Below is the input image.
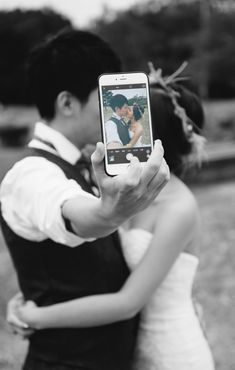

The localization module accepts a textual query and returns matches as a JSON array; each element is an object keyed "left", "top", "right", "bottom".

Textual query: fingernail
[
  {"left": 154, "top": 139, "right": 162, "bottom": 146},
  {"left": 95, "top": 144, "right": 100, "bottom": 155},
  {"left": 97, "top": 142, "right": 103, "bottom": 153},
  {"left": 131, "top": 156, "right": 139, "bottom": 163}
]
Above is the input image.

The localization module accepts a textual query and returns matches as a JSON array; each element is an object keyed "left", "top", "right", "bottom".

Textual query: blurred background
[{"left": 0, "top": 0, "right": 234, "bottom": 369}]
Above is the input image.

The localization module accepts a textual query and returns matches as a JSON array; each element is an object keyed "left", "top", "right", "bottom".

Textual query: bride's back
[
  {"left": 125, "top": 173, "right": 200, "bottom": 256},
  {"left": 120, "top": 81, "right": 214, "bottom": 370}
]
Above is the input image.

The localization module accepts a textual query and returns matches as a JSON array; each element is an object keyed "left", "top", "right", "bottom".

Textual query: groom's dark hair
[
  {"left": 110, "top": 94, "right": 128, "bottom": 112},
  {"left": 27, "top": 28, "right": 122, "bottom": 120}
]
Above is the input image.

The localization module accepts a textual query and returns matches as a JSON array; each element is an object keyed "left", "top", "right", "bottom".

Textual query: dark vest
[
  {"left": 0, "top": 148, "right": 139, "bottom": 370},
  {"left": 110, "top": 117, "right": 130, "bottom": 145}
]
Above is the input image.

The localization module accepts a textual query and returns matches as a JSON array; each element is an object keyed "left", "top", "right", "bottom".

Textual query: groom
[
  {"left": 0, "top": 29, "right": 169, "bottom": 370},
  {"left": 105, "top": 94, "right": 131, "bottom": 148}
]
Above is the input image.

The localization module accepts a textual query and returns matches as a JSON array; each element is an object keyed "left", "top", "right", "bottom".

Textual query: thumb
[
  {"left": 25, "top": 300, "right": 37, "bottom": 308},
  {"left": 91, "top": 142, "right": 106, "bottom": 182}
]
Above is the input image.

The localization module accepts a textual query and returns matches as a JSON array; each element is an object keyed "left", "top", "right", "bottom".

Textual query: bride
[
  {"left": 8, "top": 73, "right": 215, "bottom": 370},
  {"left": 127, "top": 103, "right": 144, "bottom": 147}
]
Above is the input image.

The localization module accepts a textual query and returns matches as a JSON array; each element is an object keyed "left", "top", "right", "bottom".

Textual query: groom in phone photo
[{"left": 105, "top": 94, "right": 131, "bottom": 149}]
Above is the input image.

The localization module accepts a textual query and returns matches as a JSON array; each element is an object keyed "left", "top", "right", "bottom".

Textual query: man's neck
[
  {"left": 29, "top": 121, "right": 82, "bottom": 165},
  {"left": 113, "top": 112, "right": 123, "bottom": 120},
  {"left": 45, "top": 117, "right": 85, "bottom": 150}
]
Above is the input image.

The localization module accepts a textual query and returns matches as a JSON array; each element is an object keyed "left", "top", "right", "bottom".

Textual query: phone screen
[{"left": 101, "top": 82, "right": 152, "bottom": 165}]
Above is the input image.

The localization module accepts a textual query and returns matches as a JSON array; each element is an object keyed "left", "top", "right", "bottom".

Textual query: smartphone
[{"left": 98, "top": 72, "right": 154, "bottom": 176}]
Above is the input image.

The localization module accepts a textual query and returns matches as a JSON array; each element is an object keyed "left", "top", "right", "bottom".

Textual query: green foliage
[
  {"left": 128, "top": 95, "right": 147, "bottom": 106},
  {"left": 102, "top": 90, "right": 113, "bottom": 107}
]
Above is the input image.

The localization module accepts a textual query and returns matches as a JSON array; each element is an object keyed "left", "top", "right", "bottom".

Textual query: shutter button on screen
[{"left": 126, "top": 153, "right": 133, "bottom": 161}]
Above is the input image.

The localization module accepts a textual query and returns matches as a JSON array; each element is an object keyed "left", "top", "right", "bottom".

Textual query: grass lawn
[
  {"left": 0, "top": 148, "right": 234, "bottom": 370},
  {"left": 203, "top": 99, "right": 235, "bottom": 143},
  {"left": 192, "top": 180, "right": 235, "bottom": 370}
]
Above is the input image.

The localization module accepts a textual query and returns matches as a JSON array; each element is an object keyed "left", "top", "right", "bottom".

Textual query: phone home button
[{"left": 126, "top": 153, "right": 133, "bottom": 161}]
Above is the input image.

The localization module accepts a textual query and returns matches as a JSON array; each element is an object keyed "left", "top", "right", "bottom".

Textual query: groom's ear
[{"left": 55, "top": 91, "right": 81, "bottom": 117}]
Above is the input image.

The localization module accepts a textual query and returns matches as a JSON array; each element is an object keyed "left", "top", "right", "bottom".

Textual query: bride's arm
[
  {"left": 125, "top": 121, "right": 143, "bottom": 148},
  {"left": 17, "top": 197, "right": 198, "bottom": 330}
]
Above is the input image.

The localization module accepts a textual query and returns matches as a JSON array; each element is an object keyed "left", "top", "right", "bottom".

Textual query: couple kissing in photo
[{"left": 105, "top": 94, "right": 144, "bottom": 149}]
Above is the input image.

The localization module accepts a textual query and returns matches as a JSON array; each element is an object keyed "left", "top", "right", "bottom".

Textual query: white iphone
[{"left": 98, "top": 72, "right": 154, "bottom": 176}]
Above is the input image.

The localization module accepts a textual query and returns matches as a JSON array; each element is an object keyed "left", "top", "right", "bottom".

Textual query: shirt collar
[
  {"left": 28, "top": 121, "right": 81, "bottom": 165},
  {"left": 112, "top": 112, "right": 122, "bottom": 120}
]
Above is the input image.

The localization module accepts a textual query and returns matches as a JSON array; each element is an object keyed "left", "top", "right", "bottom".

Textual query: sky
[
  {"left": 0, "top": 0, "right": 146, "bottom": 27},
  {"left": 110, "top": 88, "right": 147, "bottom": 100}
]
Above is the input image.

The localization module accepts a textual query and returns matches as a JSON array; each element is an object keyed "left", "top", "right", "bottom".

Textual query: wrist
[
  {"left": 24, "top": 307, "right": 42, "bottom": 330},
  {"left": 34, "top": 307, "right": 51, "bottom": 330},
  {"left": 98, "top": 197, "right": 123, "bottom": 231}
]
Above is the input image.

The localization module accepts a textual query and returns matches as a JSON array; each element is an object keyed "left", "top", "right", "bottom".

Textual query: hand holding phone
[
  {"left": 91, "top": 140, "right": 169, "bottom": 225},
  {"left": 98, "top": 72, "right": 154, "bottom": 176}
]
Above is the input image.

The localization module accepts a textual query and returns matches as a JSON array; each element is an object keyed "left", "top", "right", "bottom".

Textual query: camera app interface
[{"left": 101, "top": 83, "right": 152, "bottom": 164}]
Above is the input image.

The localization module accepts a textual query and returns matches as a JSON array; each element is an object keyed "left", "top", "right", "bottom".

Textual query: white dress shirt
[
  {"left": 0, "top": 122, "right": 97, "bottom": 247},
  {"left": 105, "top": 113, "right": 125, "bottom": 146}
]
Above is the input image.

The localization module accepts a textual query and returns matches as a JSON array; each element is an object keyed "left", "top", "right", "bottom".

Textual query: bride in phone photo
[{"left": 126, "top": 103, "right": 144, "bottom": 148}]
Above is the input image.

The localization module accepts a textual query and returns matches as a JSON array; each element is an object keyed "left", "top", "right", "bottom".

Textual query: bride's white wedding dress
[
  {"left": 119, "top": 228, "right": 215, "bottom": 370},
  {"left": 128, "top": 129, "right": 143, "bottom": 147}
]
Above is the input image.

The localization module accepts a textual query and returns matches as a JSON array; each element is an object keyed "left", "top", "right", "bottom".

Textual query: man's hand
[
  {"left": 6, "top": 292, "right": 34, "bottom": 339},
  {"left": 91, "top": 139, "right": 169, "bottom": 226},
  {"left": 63, "top": 139, "right": 169, "bottom": 239}
]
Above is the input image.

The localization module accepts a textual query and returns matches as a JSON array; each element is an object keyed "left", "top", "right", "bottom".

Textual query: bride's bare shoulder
[
  {"left": 129, "top": 175, "right": 198, "bottom": 233},
  {"left": 150, "top": 175, "right": 200, "bottom": 237},
  {"left": 155, "top": 174, "right": 198, "bottom": 212}
]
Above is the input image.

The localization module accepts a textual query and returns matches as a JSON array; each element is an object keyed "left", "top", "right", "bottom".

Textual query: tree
[
  {"left": 0, "top": 8, "right": 71, "bottom": 105},
  {"left": 93, "top": 0, "right": 235, "bottom": 99},
  {"left": 103, "top": 90, "right": 113, "bottom": 108}
]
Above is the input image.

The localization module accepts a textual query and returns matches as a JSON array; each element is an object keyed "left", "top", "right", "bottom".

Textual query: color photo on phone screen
[{"left": 101, "top": 83, "right": 152, "bottom": 164}]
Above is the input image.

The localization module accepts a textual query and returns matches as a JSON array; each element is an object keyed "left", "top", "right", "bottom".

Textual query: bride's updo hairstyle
[
  {"left": 148, "top": 62, "right": 205, "bottom": 177},
  {"left": 150, "top": 84, "right": 204, "bottom": 176},
  {"left": 133, "top": 103, "right": 144, "bottom": 121}
]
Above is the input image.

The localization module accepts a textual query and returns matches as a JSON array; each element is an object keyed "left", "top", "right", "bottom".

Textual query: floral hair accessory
[{"left": 148, "top": 61, "right": 207, "bottom": 168}]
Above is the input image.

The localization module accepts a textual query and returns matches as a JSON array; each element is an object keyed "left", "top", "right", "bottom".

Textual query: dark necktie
[
  {"left": 121, "top": 118, "right": 128, "bottom": 127},
  {"left": 34, "top": 135, "right": 99, "bottom": 196},
  {"left": 75, "top": 155, "right": 99, "bottom": 197}
]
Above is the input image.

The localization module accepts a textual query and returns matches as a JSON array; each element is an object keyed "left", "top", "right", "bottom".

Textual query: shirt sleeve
[
  {"left": 105, "top": 120, "right": 123, "bottom": 145},
  {"left": 0, "top": 156, "right": 97, "bottom": 247}
]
